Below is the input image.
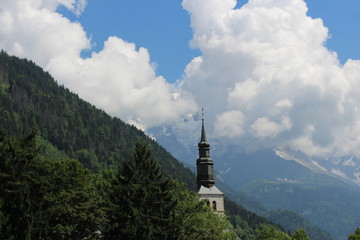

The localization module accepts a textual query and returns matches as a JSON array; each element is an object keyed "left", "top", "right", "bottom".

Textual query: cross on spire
[{"left": 202, "top": 107, "right": 204, "bottom": 122}]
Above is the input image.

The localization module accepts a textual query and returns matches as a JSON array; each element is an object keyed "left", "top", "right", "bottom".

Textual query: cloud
[
  {"left": 250, "top": 115, "right": 292, "bottom": 139},
  {"left": 0, "top": 0, "right": 90, "bottom": 67},
  {"left": 215, "top": 110, "right": 245, "bottom": 137},
  {"left": 3, "top": 0, "right": 360, "bottom": 166},
  {"left": 181, "top": 0, "right": 360, "bottom": 161},
  {"left": 0, "top": 0, "right": 197, "bottom": 129},
  {"left": 47, "top": 36, "right": 197, "bottom": 128}
]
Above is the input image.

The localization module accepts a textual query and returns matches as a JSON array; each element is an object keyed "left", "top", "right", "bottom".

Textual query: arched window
[
  {"left": 206, "top": 200, "right": 210, "bottom": 206},
  {"left": 212, "top": 200, "right": 217, "bottom": 210}
]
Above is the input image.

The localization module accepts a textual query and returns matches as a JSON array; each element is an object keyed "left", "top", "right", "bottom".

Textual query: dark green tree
[
  {"left": 104, "top": 142, "right": 236, "bottom": 240},
  {"left": 104, "top": 142, "right": 178, "bottom": 240},
  {"left": 75, "top": 148, "right": 100, "bottom": 171},
  {"left": 349, "top": 228, "right": 360, "bottom": 240},
  {"left": 256, "top": 225, "right": 291, "bottom": 240},
  {"left": 0, "top": 131, "right": 106, "bottom": 239},
  {"left": 171, "top": 180, "right": 236, "bottom": 240},
  {"left": 38, "top": 158, "right": 106, "bottom": 240},
  {"left": 0, "top": 131, "right": 40, "bottom": 240},
  {"left": 292, "top": 229, "right": 310, "bottom": 240}
]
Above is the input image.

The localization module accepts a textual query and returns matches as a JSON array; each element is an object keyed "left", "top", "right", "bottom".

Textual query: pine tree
[
  {"left": 104, "top": 142, "right": 178, "bottom": 240},
  {"left": 38, "top": 159, "right": 106, "bottom": 240},
  {"left": 0, "top": 131, "right": 106, "bottom": 239},
  {"left": 0, "top": 131, "right": 39, "bottom": 240}
]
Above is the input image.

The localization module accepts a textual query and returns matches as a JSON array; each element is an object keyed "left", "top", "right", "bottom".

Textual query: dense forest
[
  {"left": 0, "top": 50, "right": 195, "bottom": 188},
  {"left": 0, "top": 51, "right": 358, "bottom": 239},
  {"left": 0, "top": 132, "right": 238, "bottom": 239}
]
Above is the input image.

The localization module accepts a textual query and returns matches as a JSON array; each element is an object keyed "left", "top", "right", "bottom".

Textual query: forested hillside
[
  {"left": 241, "top": 179, "right": 360, "bottom": 240},
  {"left": 0, "top": 51, "right": 303, "bottom": 239},
  {"left": 0, "top": 50, "right": 195, "bottom": 187},
  {"left": 265, "top": 210, "right": 333, "bottom": 240},
  {"left": 0, "top": 131, "right": 240, "bottom": 239}
]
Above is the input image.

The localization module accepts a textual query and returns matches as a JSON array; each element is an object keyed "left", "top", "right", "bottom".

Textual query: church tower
[{"left": 196, "top": 110, "right": 224, "bottom": 214}]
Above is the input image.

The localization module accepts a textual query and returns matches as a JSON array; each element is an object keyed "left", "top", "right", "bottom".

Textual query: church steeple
[
  {"left": 195, "top": 109, "right": 224, "bottom": 215},
  {"left": 196, "top": 109, "right": 215, "bottom": 189}
]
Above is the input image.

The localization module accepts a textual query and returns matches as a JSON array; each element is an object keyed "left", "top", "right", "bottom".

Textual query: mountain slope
[
  {"left": 0, "top": 51, "right": 196, "bottom": 188},
  {"left": 265, "top": 210, "right": 334, "bottom": 240},
  {"left": 241, "top": 179, "right": 360, "bottom": 240},
  {"left": 152, "top": 111, "right": 359, "bottom": 240}
]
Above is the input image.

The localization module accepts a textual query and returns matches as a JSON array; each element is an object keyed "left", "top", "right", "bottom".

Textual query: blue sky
[
  {"left": 58, "top": 0, "right": 199, "bottom": 82},
  {"left": 58, "top": 0, "right": 360, "bottom": 83},
  {"left": 306, "top": 0, "right": 360, "bottom": 63}
]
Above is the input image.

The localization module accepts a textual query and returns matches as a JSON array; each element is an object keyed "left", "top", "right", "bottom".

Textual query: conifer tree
[
  {"left": 104, "top": 142, "right": 178, "bottom": 240},
  {"left": 0, "top": 131, "right": 106, "bottom": 239},
  {"left": 38, "top": 159, "right": 106, "bottom": 240},
  {"left": 0, "top": 131, "right": 39, "bottom": 240}
]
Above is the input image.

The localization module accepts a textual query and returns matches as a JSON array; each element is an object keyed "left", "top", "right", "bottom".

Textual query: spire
[
  {"left": 196, "top": 108, "right": 215, "bottom": 189},
  {"left": 200, "top": 108, "right": 207, "bottom": 143}
]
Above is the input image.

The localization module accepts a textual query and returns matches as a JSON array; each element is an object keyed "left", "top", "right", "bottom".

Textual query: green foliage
[
  {"left": 254, "top": 224, "right": 311, "bottom": 240},
  {"left": 35, "top": 135, "right": 69, "bottom": 161},
  {"left": 292, "top": 229, "right": 310, "bottom": 240},
  {"left": 104, "top": 142, "right": 178, "bottom": 239},
  {"left": 0, "top": 130, "right": 40, "bottom": 239},
  {"left": 225, "top": 197, "right": 282, "bottom": 240},
  {"left": 0, "top": 131, "right": 106, "bottom": 239},
  {"left": 75, "top": 148, "right": 100, "bottom": 171},
  {"left": 348, "top": 228, "right": 360, "bottom": 240},
  {"left": 104, "top": 142, "right": 237, "bottom": 240},
  {"left": 0, "top": 51, "right": 196, "bottom": 190},
  {"left": 242, "top": 179, "right": 359, "bottom": 240},
  {"left": 256, "top": 225, "right": 291, "bottom": 240},
  {"left": 0, "top": 51, "right": 308, "bottom": 240},
  {"left": 171, "top": 181, "right": 237, "bottom": 240},
  {"left": 265, "top": 209, "right": 333, "bottom": 240},
  {"left": 0, "top": 130, "right": 285, "bottom": 240},
  {"left": 39, "top": 158, "right": 107, "bottom": 239}
]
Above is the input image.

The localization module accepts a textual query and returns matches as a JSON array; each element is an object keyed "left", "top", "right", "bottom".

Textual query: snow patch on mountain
[
  {"left": 274, "top": 148, "right": 360, "bottom": 187},
  {"left": 354, "top": 172, "right": 360, "bottom": 185},
  {"left": 343, "top": 157, "right": 356, "bottom": 167},
  {"left": 331, "top": 169, "right": 349, "bottom": 180}
]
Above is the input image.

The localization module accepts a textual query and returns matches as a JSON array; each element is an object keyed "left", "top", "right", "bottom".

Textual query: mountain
[
  {"left": 0, "top": 50, "right": 196, "bottom": 188},
  {"left": 218, "top": 148, "right": 360, "bottom": 240},
  {"left": 151, "top": 121, "right": 360, "bottom": 187},
  {"left": 241, "top": 179, "right": 360, "bottom": 240},
  {"left": 152, "top": 117, "right": 360, "bottom": 240},
  {"left": 264, "top": 210, "right": 334, "bottom": 240},
  {"left": 0, "top": 51, "right": 295, "bottom": 239},
  {"left": 219, "top": 179, "right": 335, "bottom": 240}
]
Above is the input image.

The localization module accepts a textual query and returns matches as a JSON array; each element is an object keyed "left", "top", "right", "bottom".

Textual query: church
[{"left": 196, "top": 113, "right": 224, "bottom": 215}]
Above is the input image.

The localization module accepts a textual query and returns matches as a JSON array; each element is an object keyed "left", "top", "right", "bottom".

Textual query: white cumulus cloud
[
  {"left": 0, "top": 0, "right": 197, "bottom": 129},
  {"left": 251, "top": 115, "right": 292, "bottom": 138},
  {"left": 180, "top": 0, "right": 360, "bottom": 162},
  {"left": 215, "top": 110, "right": 245, "bottom": 137}
]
